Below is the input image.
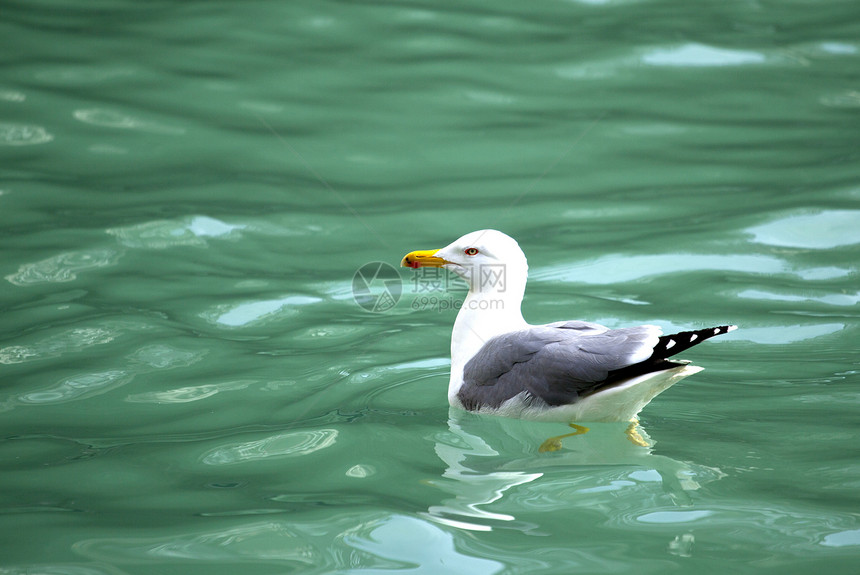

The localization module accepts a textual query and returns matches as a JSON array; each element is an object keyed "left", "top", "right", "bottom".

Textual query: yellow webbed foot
[
  {"left": 625, "top": 419, "right": 651, "bottom": 448},
  {"left": 539, "top": 423, "right": 590, "bottom": 453}
]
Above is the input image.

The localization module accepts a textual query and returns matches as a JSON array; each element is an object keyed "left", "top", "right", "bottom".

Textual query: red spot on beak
[{"left": 410, "top": 261, "right": 420, "bottom": 268}]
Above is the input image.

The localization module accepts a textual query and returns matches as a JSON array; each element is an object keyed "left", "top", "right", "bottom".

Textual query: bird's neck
[{"left": 448, "top": 283, "right": 528, "bottom": 403}]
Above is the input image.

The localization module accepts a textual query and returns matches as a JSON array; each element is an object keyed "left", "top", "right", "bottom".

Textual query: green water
[{"left": 2, "top": 0, "right": 859, "bottom": 573}]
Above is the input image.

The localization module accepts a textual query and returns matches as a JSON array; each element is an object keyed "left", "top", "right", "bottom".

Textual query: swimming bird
[{"left": 401, "top": 230, "right": 735, "bottom": 424}]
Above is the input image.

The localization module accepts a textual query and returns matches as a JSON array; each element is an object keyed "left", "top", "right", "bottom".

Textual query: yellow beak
[{"left": 401, "top": 249, "right": 449, "bottom": 269}]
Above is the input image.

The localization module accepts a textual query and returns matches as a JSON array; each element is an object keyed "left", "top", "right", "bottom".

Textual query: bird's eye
[{"left": 464, "top": 248, "right": 479, "bottom": 256}]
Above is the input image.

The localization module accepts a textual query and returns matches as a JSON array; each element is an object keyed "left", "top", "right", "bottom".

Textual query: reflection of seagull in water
[
  {"left": 424, "top": 414, "right": 726, "bottom": 532},
  {"left": 402, "top": 230, "right": 735, "bottom": 446}
]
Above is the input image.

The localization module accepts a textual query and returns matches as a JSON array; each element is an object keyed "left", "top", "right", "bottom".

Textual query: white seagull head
[{"left": 401, "top": 229, "right": 528, "bottom": 295}]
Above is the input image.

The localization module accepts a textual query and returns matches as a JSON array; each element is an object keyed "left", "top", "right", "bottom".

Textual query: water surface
[{"left": 2, "top": 1, "right": 859, "bottom": 573}]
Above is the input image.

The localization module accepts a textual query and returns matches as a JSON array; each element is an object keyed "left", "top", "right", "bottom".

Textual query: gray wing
[{"left": 458, "top": 324, "right": 662, "bottom": 410}]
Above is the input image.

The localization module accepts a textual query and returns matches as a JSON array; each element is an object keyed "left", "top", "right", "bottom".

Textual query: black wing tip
[{"left": 653, "top": 324, "right": 737, "bottom": 360}]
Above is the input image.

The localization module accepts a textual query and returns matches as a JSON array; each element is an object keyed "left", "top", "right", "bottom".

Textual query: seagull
[{"left": 401, "top": 229, "right": 735, "bottom": 424}]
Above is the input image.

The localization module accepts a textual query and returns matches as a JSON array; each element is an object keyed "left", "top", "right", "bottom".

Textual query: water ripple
[
  {"left": 821, "top": 529, "right": 860, "bottom": 547},
  {"left": 637, "top": 509, "right": 715, "bottom": 524},
  {"left": 345, "top": 464, "right": 376, "bottom": 478},
  {"left": 0, "top": 90, "right": 26, "bottom": 102},
  {"left": 73, "top": 521, "right": 315, "bottom": 564},
  {"left": 820, "top": 90, "right": 860, "bottom": 108},
  {"left": 0, "top": 327, "right": 118, "bottom": 365},
  {"left": 746, "top": 210, "right": 860, "bottom": 249},
  {"left": 201, "top": 429, "right": 339, "bottom": 465},
  {"left": 126, "top": 380, "right": 253, "bottom": 404},
  {"left": 819, "top": 42, "right": 858, "bottom": 55},
  {"left": 532, "top": 253, "right": 787, "bottom": 285},
  {"left": 128, "top": 344, "right": 204, "bottom": 370},
  {"left": 0, "top": 563, "right": 131, "bottom": 575},
  {"left": 6, "top": 249, "right": 122, "bottom": 286},
  {"left": 642, "top": 43, "right": 767, "bottom": 66},
  {"left": 726, "top": 323, "right": 844, "bottom": 345},
  {"left": 18, "top": 370, "right": 134, "bottom": 404},
  {"left": 342, "top": 514, "right": 506, "bottom": 573},
  {"left": 203, "top": 295, "right": 322, "bottom": 328},
  {"left": 0, "top": 123, "right": 53, "bottom": 145},
  {"left": 738, "top": 289, "right": 860, "bottom": 307},
  {"left": 73, "top": 108, "right": 185, "bottom": 135},
  {"left": 107, "top": 216, "right": 245, "bottom": 249}
]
